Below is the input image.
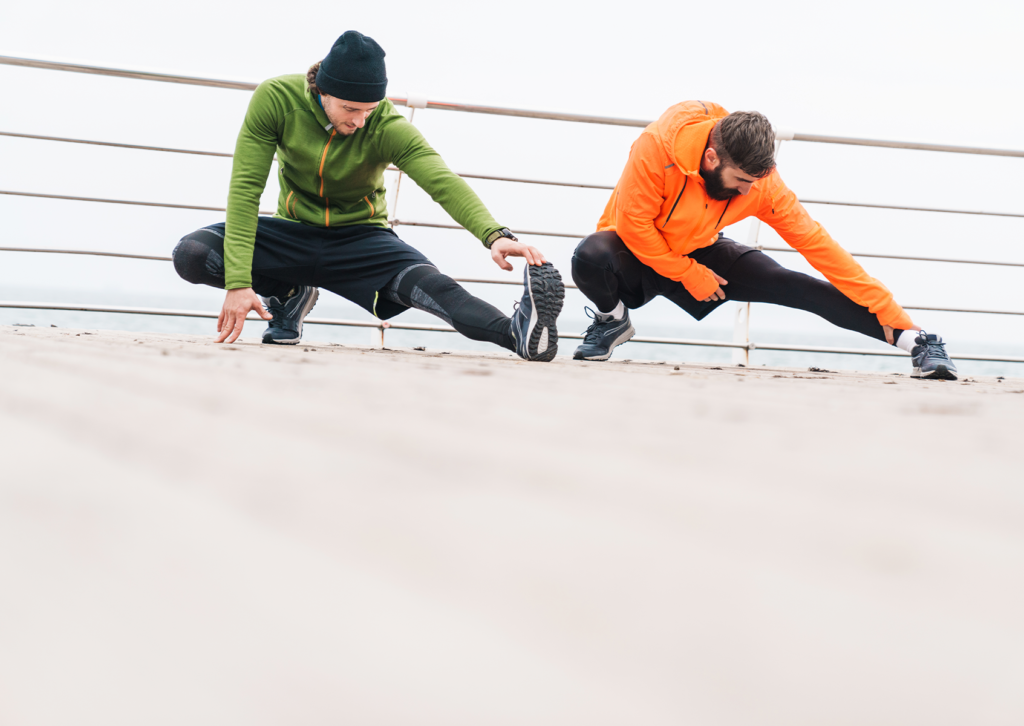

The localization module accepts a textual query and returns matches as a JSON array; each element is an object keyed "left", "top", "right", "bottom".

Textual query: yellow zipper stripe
[
  {"left": 318, "top": 129, "right": 336, "bottom": 197},
  {"left": 285, "top": 191, "right": 294, "bottom": 218},
  {"left": 363, "top": 195, "right": 375, "bottom": 218},
  {"left": 318, "top": 129, "right": 336, "bottom": 227}
]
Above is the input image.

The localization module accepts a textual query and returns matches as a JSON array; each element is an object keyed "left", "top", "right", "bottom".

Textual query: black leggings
[
  {"left": 380, "top": 264, "right": 514, "bottom": 350},
  {"left": 571, "top": 231, "right": 901, "bottom": 345},
  {"left": 172, "top": 231, "right": 514, "bottom": 351}
]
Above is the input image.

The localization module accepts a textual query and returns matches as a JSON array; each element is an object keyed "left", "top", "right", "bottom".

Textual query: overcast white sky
[{"left": 1, "top": 0, "right": 1022, "bottom": 369}]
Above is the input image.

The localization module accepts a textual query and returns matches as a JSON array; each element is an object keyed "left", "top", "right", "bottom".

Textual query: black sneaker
[
  {"left": 260, "top": 286, "right": 319, "bottom": 345},
  {"left": 510, "top": 262, "right": 564, "bottom": 362},
  {"left": 573, "top": 306, "right": 635, "bottom": 361},
  {"left": 910, "top": 331, "right": 958, "bottom": 380}
]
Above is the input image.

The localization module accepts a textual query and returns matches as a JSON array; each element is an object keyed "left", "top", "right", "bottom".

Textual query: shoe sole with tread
[
  {"left": 912, "top": 364, "right": 958, "bottom": 381},
  {"left": 522, "top": 263, "right": 564, "bottom": 362}
]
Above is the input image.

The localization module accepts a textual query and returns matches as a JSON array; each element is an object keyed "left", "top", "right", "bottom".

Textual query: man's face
[
  {"left": 321, "top": 94, "right": 380, "bottom": 135},
  {"left": 700, "top": 148, "right": 761, "bottom": 201}
]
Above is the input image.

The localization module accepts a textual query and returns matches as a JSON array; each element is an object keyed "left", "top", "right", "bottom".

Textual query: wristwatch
[{"left": 483, "top": 228, "right": 518, "bottom": 249}]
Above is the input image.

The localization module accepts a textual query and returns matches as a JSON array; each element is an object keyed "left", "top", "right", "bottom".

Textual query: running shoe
[
  {"left": 510, "top": 262, "right": 564, "bottom": 362},
  {"left": 573, "top": 306, "right": 635, "bottom": 361},
  {"left": 261, "top": 286, "right": 319, "bottom": 345},
  {"left": 910, "top": 330, "right": 958, "bottom": 380}
]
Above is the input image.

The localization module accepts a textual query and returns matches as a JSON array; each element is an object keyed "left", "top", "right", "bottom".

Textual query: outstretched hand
[
  {"left": 216, "top": 287, "right": 272, "bottom": 344},
  {"left": 701, "top": 272, "right": 729, "bottom": 302},
  {"left": 490, "top": 238, "right": 548, "bottom": 271}
]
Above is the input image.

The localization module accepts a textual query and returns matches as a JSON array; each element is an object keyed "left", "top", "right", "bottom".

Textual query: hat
[{"left": 315, "top": 31, "right": 388, "bottom": 102}]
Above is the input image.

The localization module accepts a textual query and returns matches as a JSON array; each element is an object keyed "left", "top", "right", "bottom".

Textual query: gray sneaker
[
  {"left": 260, "top": 286, "right": 319, "bottom": 345},
  {"left": 573, "top": 306, "right": 635, "bottom": 361},
  {"left": 910, "top": 331, "right": 958, "bottom": 380}
]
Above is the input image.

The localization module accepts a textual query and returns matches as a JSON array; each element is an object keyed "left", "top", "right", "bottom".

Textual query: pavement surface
[{"left": 2, "top": 325, "right": 1023, "bottom": 726}]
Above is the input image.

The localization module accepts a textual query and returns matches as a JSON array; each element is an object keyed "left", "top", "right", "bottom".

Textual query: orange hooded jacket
[{"left": 598, "top": 101, "right": 914, "bottom": 329}]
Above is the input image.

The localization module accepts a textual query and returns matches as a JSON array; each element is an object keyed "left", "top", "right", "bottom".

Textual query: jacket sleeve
[
  {"left": 614, "top": 132, "right": 720, "bottom": 300},
  {"left": 757, "top": 172, "right": 914, "bottom": 329},
  {"left": 223, "top": 81, "right": 281, "bottom": 290},
  {"left": 375, "top": 114, "right": 504, "bottom": 244}
]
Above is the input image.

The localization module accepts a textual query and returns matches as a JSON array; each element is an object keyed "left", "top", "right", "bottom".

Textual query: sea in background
[{"left": 4, "top": 277, "right": 1023, "bottom": 378}]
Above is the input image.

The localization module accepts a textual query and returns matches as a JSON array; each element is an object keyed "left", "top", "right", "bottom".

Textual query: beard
[
  {"left": 329, "top": 119, "right": 358, "bottom": 135},
  {"left": 324, "top": 110, "right": 358, "bottom": 135},
  {"left": 700, "top": 164, "right": 741, "bottom": 201}
]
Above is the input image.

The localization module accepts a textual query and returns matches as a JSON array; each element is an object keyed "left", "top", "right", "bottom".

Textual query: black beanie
[{"left": 315, "top": 31, "right": 388, "bottom": 103}]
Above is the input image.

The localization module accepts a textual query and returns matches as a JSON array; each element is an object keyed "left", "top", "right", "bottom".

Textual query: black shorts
[
  {"left": 573, "top": 232, "right": 757, "bottom": 319},
  {"left": 201, "top": 218, "right": 432, "bottom": 320}
]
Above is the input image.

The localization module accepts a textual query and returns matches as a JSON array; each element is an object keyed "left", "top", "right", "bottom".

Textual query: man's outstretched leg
[
  {"left": 381, "top": 262, "right": 565, "bottom": 362},
  {"left": 172, "top": 225, "right": 318, "bottom": 345},
  {"left": 710, "top": 250, "right": 958, "bottom": 380},
  {"left": 571, "top": 231, "right": 958, "bottom": 379}
]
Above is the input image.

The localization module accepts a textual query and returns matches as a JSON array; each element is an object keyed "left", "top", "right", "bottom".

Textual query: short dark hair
[
  {"left": 307, "top": 61, "right": 322, "bottom": 95},
  {"left": 711, "top": 111, "right": 776, "bottom": 178}
]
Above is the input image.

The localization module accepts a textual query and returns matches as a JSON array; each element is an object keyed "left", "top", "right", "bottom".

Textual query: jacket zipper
[
  {"left": 285, "top": 191, "right": 295, "bottom": 218},
  {"left": 715, "top": 197, "right": 732, "bottom": 229},
  {"left": 318, "top": 129, "right": 336, "bottom": 225},
  {"left": 662, "top": 177, "right": 688, "bottom": 228},
  {"left": 363, "top": 194, "right": 375, "bottom": 218}
]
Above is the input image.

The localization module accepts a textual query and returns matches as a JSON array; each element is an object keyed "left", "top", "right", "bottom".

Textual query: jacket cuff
[
  {"left": 875, "top": 299, "right": 914, "bottom": 330},
  {"left": 682, "top": 267, "right": 720, "bottom": 301}
]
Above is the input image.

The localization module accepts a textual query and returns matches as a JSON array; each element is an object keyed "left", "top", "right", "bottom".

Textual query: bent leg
[
  {"left": 382, "top": 264, "right": 515, "bottom": 351},
  {"left": 572, "top": 231, "right": 722, "bottom": 319},
  {"left": 171, "top": 225, "right": 293, "bottom": 299},
  {"left": 723, "top": 251, "right": 899, "bottom": 344},
  {"left": 570, "top": 231, "right": 652, "bottom": 312}
]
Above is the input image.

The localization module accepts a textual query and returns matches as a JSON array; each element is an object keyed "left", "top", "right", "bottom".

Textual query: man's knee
[
  {"left": 573, "top": 231, "right": 625, "bottom": 270},
  {"left": 171, "top": 229, "right": 225, "bottom": 286}
]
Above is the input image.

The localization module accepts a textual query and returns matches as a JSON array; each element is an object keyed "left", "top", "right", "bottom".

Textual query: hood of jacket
[{"left": 655, "top": 100, "right": 729, "bottom": 177}]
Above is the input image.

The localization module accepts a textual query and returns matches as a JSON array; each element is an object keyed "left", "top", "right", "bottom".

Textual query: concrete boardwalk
[{"left": 2, "top": 325, "right": 1023, "bottom": 726}]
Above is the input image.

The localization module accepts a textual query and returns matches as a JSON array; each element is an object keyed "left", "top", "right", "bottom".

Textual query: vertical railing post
[
  {"left": 387, "top": 107, "right": 413, "bottom": 228},
  {"left": 731, "top": 247, "right": 754, "bottom": 367},
  {"left": 388, "top": 95, "right": 427, "bottom": 228},
  {"left": 370, "top": 321, "right": 390, "bottom": 349},
  {"left": 380, "top": 96, "right": 427, "bottom": 348},
  {"left": 730, "top": 136, "right": 788, "bottom": 366}
]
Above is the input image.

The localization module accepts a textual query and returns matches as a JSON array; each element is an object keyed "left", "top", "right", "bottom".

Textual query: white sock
[
  {"left": 896, "top": 329, "right": 930, "bottom": 353},
  {"left": 600, "top": 301, "right": 625, "bottom": 320}
]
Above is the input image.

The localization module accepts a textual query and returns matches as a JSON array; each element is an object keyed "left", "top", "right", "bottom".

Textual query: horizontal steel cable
[
  {"left": 3, "top": 300, "right": 1023, "bottom": 364},
  {"left": 391, "top": 219, "right": 1024, "bottom": 268},
  {"left": 0, "top": 188, "right": 1021, "bottom": 268},
  {"left": 0, "top": 130, "right": 234, "bottom": 157},
  {"left": 0, "top": 55, "right": 259, "bottom": 91},
  {"left": 3, "top": 55, "right": 1024, "bottom": 157},
  {"left": 0, "top": 246, "right": 172, "bottom": 262},
  {"left": 791, "top": 132, "right": 1024, "bottom": 158},
  {"left": 2, "top": 246, "right": 1023, "bottom": 318},
  {"left": 0, "top": 189, "right": 272, "bottom": 215},
  {"left": 4, "top": 132, "right": 1023, "bottom": 218}
]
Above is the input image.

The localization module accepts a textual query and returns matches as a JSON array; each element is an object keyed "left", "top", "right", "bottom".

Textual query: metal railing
[{"left": 2, "top": 54, "right": 1022, "bottom": 366}]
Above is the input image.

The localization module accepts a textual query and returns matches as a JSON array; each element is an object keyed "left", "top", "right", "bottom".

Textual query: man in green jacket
[{"left": 172, "top": 30, "right": 564, "bottom": 361}]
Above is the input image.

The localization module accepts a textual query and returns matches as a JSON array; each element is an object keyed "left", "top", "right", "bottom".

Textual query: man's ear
[{"left": 703, "top": 146, "right": 720, "bottom": 171}]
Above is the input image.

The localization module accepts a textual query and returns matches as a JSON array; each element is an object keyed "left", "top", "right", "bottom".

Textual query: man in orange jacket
[{"left": 571, "top": 102, "right": 958, "bottom": 379}]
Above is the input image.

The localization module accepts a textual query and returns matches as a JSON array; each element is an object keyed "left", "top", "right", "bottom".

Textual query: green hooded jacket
[{"left": 224, "top": 73, "right": 504, "bottom": 289}]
